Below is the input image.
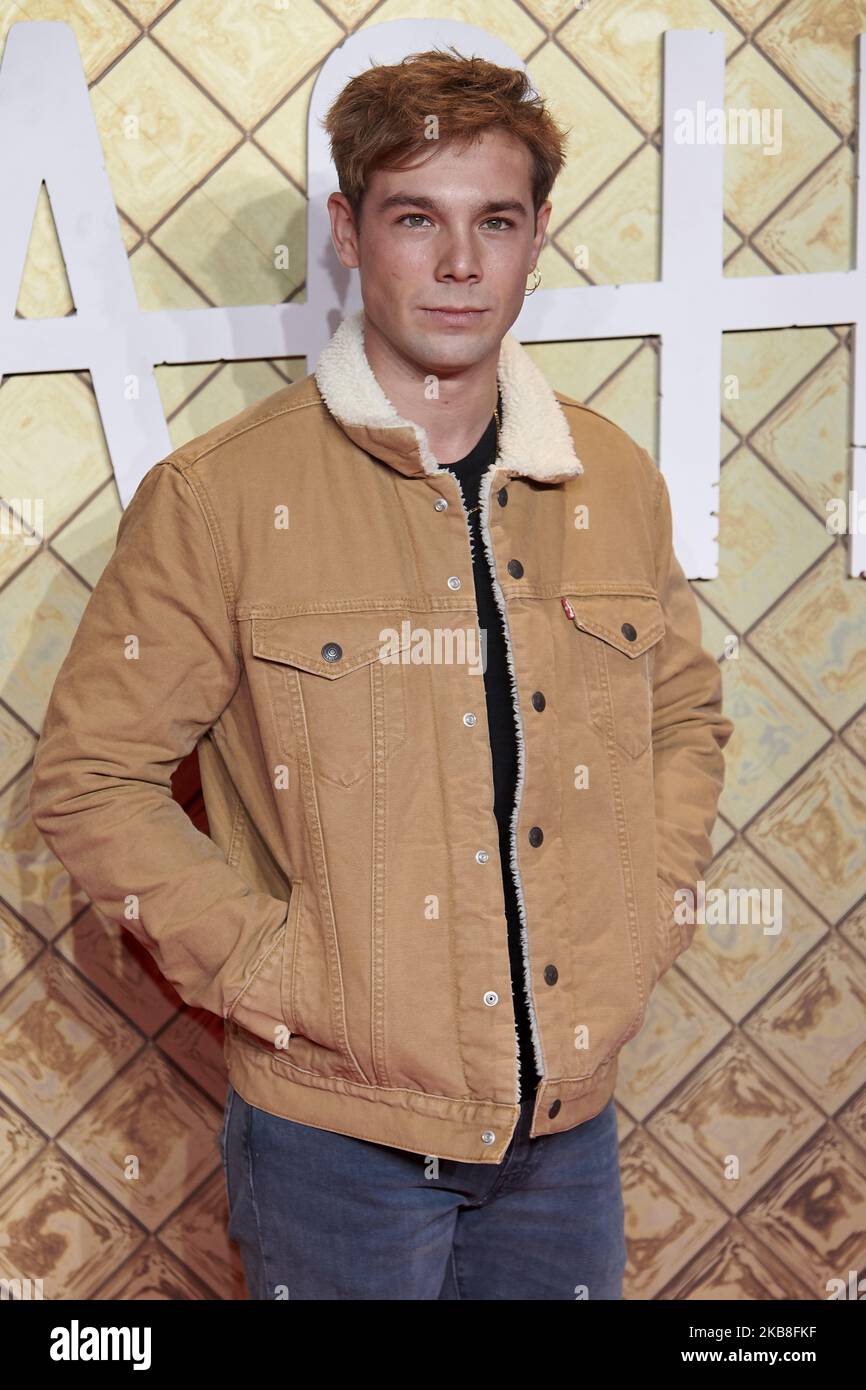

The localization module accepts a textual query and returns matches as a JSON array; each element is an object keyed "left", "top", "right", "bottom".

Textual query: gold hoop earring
[{"left": 524, "top": 268, "right": 541, "bottom": 296}]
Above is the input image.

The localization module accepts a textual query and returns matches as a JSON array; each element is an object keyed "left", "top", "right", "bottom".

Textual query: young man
[{"left": 30, "top": 49, "right": 733, "bottom": 1300}]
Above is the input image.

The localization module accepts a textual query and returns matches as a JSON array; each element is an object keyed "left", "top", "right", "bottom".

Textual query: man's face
[{"left": 328, "top": 127, "right": 551, "bottom": 377}]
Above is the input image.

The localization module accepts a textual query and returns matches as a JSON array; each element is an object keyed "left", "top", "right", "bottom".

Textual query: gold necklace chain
[{"left": 464, "top": 400, "right": 501, "bottom": 517}]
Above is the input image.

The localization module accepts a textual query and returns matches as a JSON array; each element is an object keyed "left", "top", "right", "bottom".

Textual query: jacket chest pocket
[
  {"left": 564, "top": 591, "right": 665, "bottom": 759},
  {"left": 250, "top": 610, "right": 412, "bottom": 789}
]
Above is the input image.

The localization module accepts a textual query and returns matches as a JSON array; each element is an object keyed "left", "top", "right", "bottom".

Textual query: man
[{"left": 30, "top": 48, "right": 734, "bottom": 1300}]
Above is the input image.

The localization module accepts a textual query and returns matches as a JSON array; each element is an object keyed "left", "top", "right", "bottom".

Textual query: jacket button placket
[
  {"left": 438, "top": 483, "right": 516, "bottom": 1111},
  {"left": 486, "top": 484, "right": 545, "bottom": 1107}
]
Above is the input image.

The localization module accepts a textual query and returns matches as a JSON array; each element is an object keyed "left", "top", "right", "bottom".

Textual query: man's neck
[{"left": 362, "top": 312, "right": 500, "bottom": 466}]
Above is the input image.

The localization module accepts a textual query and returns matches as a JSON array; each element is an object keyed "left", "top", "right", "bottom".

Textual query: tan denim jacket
[{"left": 30, "top": 308, "right": 734, "bottom": 1162}]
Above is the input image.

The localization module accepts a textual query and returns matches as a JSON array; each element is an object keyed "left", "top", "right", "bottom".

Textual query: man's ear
[
  {"left": 531, "top": 199, "right": 553, "bottom": 266},
  {"left": 327, "top": 191, "right": 361, "bottom": 270}
]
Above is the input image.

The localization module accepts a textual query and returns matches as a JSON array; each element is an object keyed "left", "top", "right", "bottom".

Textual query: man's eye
[{"left": 396, "top": 214, "right": 514, "bottom": 229}]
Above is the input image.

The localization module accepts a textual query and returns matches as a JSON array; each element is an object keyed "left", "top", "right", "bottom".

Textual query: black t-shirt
[{"left": 441, "top": 394, "right": 541, "bottom": 1100}]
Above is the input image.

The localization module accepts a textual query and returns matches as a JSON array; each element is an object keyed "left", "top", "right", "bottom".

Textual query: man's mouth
[{"left": 422, "top": 308, "right": 488, "bottom": 326}]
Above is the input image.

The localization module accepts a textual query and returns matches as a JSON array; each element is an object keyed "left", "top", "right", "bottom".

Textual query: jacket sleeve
[
  {"left": 29, "top": 458, "right": 290, "bottom": 1017},
  {"left": 646, "top": 454, "right": 734, "bottom": 975}
]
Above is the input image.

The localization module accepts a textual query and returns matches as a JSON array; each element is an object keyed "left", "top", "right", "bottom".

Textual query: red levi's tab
[{"left": 561, "top": 596, "right": 576, "bottom": 620}]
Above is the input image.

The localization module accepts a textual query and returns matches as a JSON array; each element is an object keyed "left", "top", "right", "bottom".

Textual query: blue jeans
[{"left": 219, "top": 1084, "right": 626, "bottom": 1300}]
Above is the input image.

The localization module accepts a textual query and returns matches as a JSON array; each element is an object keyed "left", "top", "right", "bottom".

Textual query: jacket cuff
[{"left": 655, "top": 875, "right": 690, "bottom": 979}]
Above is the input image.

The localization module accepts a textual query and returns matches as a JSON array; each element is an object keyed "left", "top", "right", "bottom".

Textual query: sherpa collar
[{"left": 313, "top": 307, "right": 583, "bottom": 484}]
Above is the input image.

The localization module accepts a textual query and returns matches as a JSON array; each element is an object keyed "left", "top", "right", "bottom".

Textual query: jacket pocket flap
[
  {"left": 251, "top": 612, "right": 414, "bottom": 678},
  {"left": 567, "top": 592, "right": 665, "bottom": 658}
]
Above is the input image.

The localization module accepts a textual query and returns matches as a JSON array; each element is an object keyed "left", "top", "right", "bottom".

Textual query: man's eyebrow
[{"left": 377, "top": 193, "right": 528, "bottom": 218}]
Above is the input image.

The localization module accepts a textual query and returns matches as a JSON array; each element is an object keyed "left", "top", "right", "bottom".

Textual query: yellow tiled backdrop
[{"left": 4, "top": 0, "right": 866, "bottom": 1299}]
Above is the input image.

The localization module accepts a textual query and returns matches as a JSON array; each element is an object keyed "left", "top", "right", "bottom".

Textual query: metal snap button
[
  {"left": 621, "top": 623, "right": 637, "bottom": 641},
  {"left": 321, "top": 642, "right": 342, "bottom": 662}
]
